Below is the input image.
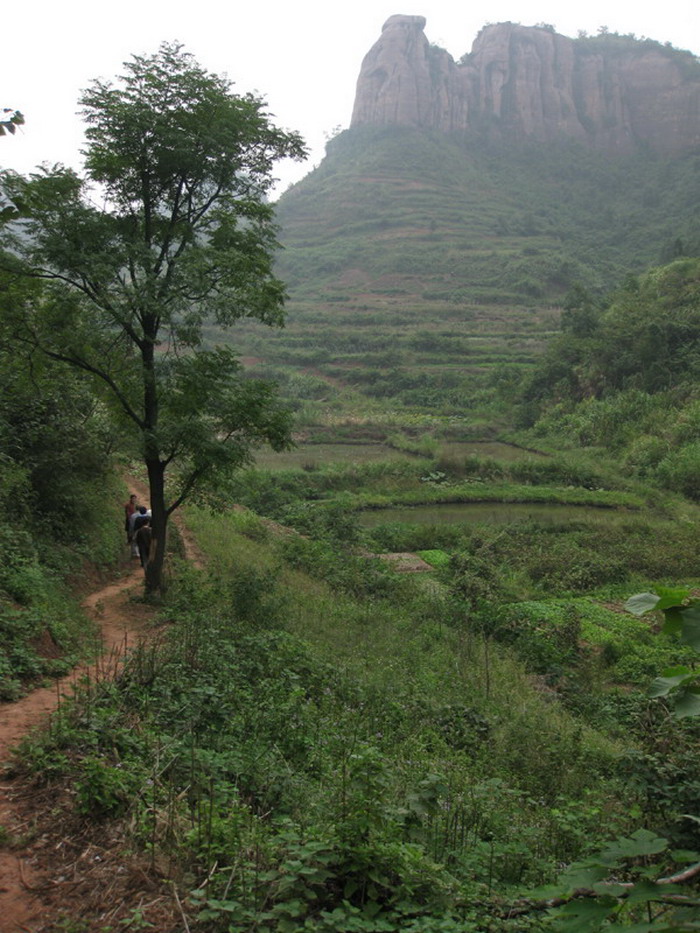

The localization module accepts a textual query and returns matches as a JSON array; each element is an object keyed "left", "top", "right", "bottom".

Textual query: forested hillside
[
  {"left": 520, "top": 257, "right": 700, "bottom": 498},
  {"left": 216, "top": 124, "right": 700, "bottom": 432},
  {"left": 275, "top": 126, "right": 700, "bottom": 305}
]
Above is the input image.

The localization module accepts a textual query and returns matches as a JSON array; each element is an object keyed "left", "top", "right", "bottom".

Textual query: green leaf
[
  {"left": 655, "top": 585, "right": 692, "bottom": 609},
  {"left": 557, "top": 862, "right": 609, "bottom": 891},
  {"left": 591, "top": 881, "right": 628, "bottom": 896},
  {"left": 626, "top": 878, "right": 680, "bottom": 905},
  {"left": 605, "top": 925, "right": 656, "bottom": 933},
  {"left": 550, "top": 895, "right": 617, "bottom": 932},
  {"left": 599, "top": 829, "right": 668, "bottom": 862},
  {"left": 679, "top": 605, "right": 700, "bottom": 650},
  {"left": 670, "top": 846, "right": 700, "bottom": 861},
  {"left": 648, "top": 668, "right": 693, "bottom": 698},
  {"left": 672, "top": 687, "right": 700, "bottom": 719},
  {"left": 625, "top": 592, "right": 660, "bottom": 615},
  {"left": 662, "top": 607, "right": 684, "bottom": 636}
]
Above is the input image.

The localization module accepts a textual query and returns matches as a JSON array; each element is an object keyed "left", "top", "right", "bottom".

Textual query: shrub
[{"left": 653, "top": 441, "right": 700, "bottom": 499}]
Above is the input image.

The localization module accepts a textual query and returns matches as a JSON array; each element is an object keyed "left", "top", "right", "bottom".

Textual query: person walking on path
[
  {"left": 135, "top": 519, "right": 152, "bottom": 571},
  {"left": 123, "top": 494, "right": 138, "bottom": 543},
  {"left": 129, "top": 505, "right": 150, "bottom": 557}
]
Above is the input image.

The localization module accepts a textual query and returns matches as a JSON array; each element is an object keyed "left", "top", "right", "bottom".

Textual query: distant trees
[
  {"left": 519, "top": 258, "right": 700, "bottom": 424},
  {"left": 560, "top": 283, "right": 600, "bottom": 338},
  {"left": 0, "top": 43, "right": 305, "bottom": 593},
  {"left": 596, "top": 260, "right": 700, "bottom": 392}
]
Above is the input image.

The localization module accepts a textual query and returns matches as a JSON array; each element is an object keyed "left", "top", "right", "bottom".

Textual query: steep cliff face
[{"left": 351, "top": 15, "right": 700, "bottom": 153}]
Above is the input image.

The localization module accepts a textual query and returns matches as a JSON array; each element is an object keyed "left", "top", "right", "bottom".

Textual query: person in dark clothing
[
  {"left": 130, "top": 505, "right": 150, "bottom": 557},
  {"left": 135, "top": 519, "right": 152, "bottom": 570},
  {"left": 124, "top": 494, "right": 138, "bottom": 542}
]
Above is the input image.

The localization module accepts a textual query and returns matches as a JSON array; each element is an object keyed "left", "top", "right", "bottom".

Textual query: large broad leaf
[
  {"left": 625, "top": 592, "right": 660, "bottom": 616},
  {"left": 679, "top": 605, "right": 700, "bottom": 650},
  {"left": 600, "top": 829, "right": 667, "bottom": 863},
  {"left": 600, "top": 925, "right": 656, "bottom": 933},
  {"left": 557, "top": 862, "right": 609, "bottom": 891},
  {"left": 626, "top": 878, "right": 681, "bottom": 905},
  {"left": 672, "top": 687, "right": 700, "bottom": 719},
  {"left": 654, "top": 585, "right": 692, "bottom": 609},
  {"left": 648, "top": 667, "right": 693, "bottom": 698},
  {"left": 662, "top": 607, "right": 684, "bottom": 637},
  {"left": 550, "top": 896, "right": 618, "bottom": 932},
  {"left": 591, "top": 881, "right": 628, "bottom": 897}
]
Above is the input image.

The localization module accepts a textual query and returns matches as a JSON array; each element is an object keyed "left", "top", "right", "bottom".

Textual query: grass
[
  {"left": 0, "top": 472, "right": 127, "bottom": 700},
  {"left": 183, "top": 504, "right": 628, "bottom": 801},
  {"left": 332, "top": 481, "right": 647, "bottom": 511},
  {"left": 494, "top": 597, "right": 697, "bottom": 690},
  {"left": 416, "top": 549, "right": 451, "bottom": 568},
  {"left": 252, "top": 441, "right": 420, "bottom": 471},
  {"left": 12, "top": 464, "right": 699, "bottom": 931}
]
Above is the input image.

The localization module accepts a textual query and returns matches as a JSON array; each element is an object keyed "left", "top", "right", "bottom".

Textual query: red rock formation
[{"left": 351, "top": 16, "right": 700, "bottom": 153}]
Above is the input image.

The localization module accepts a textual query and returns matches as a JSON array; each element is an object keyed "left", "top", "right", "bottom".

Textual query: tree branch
[
  {"left": 167, "top": 465, "right": 208, "bottom": 515},
  {"left": 500, "top": 862, "right": 700, "bottom": 919},
  {"left": 12, "top": 333, "right": 144, "bottom": 429}
]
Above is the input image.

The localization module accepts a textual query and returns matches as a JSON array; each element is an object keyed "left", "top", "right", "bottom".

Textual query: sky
[{"left": 3, "top": 0, "right": 699, "bottom": 197}]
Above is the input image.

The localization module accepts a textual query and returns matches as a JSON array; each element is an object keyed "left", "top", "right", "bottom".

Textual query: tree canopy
[
  {"left": 0, "top": 42, "right": 306, "bottom": 592},
  {"left": 520, "top": 258, "right": 700, "bottom": 419}
]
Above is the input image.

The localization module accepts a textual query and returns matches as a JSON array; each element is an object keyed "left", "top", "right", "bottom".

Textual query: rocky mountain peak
[{"left": 351, "top": 16, "right": 700, "bottom": 153}]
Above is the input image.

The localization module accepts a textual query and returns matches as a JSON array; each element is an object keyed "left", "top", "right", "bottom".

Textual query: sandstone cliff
[{"left": 351, "top": 15, "right": 700, "bottom": 153}]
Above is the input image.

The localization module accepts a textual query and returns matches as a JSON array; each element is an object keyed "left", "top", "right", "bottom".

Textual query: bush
[
  {"left": 653, "top": 441, "right": 700, "bottom": 499},
  {"left": 279, "top": 535, "right": 400, "bottom": 600},
  {"left": 526, "top": 541, "right": 628, "bottom": 592},
  {"left": 622, "top": 434, "right": 669, "bottom": 474}
]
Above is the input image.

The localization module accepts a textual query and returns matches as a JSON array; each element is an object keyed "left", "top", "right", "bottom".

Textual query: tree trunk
[{"left": 144, "top": 458, "right": 168, "bottom": 595}]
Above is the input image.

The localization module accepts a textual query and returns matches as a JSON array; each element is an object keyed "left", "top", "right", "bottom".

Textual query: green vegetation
[
  {"left": 277, "top": 126, "right": 700, "bottom": 304},
  {"left": 213, "top": 124, "right": 700, "bottom": 454},
  {"left": 520, "top": 258, "right": 700, "bottom": 503},
  {"left": 3, "top": 36, "right": 700, "bottom": 930},
  {"left": 20, "top": 492, "right": 700, "bottom": 930},
  {"left": 0, "top": 109, "right": 24, "bottom": 137},
  {"left": 627, "top": 585, "right": 700, "bottom": 717},
  {"left": 0, "top": 344, "right": 123, "bottom": 698}
]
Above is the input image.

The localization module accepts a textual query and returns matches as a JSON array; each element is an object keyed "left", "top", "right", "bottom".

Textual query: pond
[{"left": 356, "top": 501, "right": 640, "bottom": 528}]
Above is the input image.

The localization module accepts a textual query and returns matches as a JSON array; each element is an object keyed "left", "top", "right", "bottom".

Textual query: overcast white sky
[{"left": 3, "top": 0, "right": 699, "bottom": 197}]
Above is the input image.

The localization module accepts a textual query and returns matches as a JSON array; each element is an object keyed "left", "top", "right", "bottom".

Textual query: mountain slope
[
  {"left": 221, "top": 25, "right": 700, "bottom": 416},
  {"left": 276, "top": 125, "right": 700, "bottom": 306}
]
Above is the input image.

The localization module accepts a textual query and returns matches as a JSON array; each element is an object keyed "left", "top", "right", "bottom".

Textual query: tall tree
[{"left": 0, "top": 43, "right": 305, "bottom": 593}]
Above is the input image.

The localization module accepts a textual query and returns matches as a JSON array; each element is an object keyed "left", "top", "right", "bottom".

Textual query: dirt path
[
  {"left": 0, "top": 483, "right": 201, "bottom": 932},
  {"left": 0, "top": 560, "right": 154, "bottom": 932}
]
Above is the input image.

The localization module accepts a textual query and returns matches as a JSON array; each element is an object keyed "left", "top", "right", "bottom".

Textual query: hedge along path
[{"left": 0, "top": 478, "right": 202, "bottom": 932}]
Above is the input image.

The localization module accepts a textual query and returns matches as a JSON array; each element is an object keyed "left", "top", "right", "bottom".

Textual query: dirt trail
[
  {"left": 0, "top": 561, "right": 153, "bottom": 932},
  {"left": 0, "top": 485, "right": 201, "bottom": 932}
]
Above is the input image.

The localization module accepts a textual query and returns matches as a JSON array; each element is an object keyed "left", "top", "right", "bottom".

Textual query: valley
[{"left": 2, "top": 21, "right": 700, "bottom": 933}]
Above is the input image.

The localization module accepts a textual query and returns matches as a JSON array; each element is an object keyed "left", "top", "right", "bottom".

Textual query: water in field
[
  {"left": 253, "top": 443, "right": 418, "bottom": 470},
  {"left": 357, "top": 501, "right": 636, "bottom": 528}
]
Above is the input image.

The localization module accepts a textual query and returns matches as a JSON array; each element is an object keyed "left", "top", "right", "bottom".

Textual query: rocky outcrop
[{"left": 351, "top": 16, "right": 700, "bottom": 153}]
